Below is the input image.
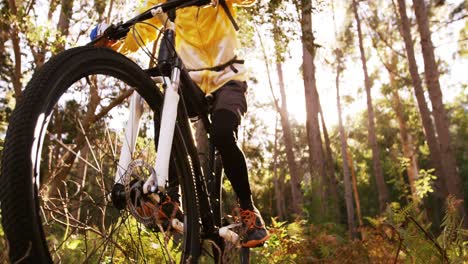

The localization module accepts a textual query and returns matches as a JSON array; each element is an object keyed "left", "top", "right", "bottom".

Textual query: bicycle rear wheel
[{"left": 0, "top": 46, "right": 200, "bottom": 263}]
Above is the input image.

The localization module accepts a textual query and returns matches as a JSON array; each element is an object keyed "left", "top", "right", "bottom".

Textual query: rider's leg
[
  {"left": 211, "top": 80, "right": 269, "bottom": 248},
  {"left": 210, "top": 80, "right": 252, "bottom": 209},
  {"left": 211, "top": 109, "right": 253, "bottom": 210}
]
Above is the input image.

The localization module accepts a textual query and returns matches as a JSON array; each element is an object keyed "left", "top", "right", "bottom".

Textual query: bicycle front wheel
[{"left": 1, "top": 46, "right": 200, "bottom": 263}]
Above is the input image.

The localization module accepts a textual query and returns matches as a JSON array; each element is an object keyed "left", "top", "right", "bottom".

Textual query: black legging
[{"left": 212, "top": 109, "right": 253, "bottom": 210}]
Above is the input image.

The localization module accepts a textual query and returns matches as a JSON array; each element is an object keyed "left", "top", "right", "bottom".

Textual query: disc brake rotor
[{"left": 123, "top": 159, "right": 159, "bottom": 226}]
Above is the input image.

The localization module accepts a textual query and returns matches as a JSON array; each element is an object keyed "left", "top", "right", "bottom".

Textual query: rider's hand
[{"left": 90, "top": 23, "right": 116, "bottom": 47}]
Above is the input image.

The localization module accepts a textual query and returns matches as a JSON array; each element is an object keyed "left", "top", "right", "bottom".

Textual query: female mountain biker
[{"left": 93, "top": 0, "right": 269, "bottom": 248}]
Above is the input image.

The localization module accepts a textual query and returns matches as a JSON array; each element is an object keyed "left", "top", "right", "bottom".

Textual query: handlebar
[{"left": 88, "top": 0, "right": 211, "bottom": 46}]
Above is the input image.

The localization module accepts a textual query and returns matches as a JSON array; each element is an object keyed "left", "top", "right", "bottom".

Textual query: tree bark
[
  {"left": 57, "top": 0, "right": 74, "bottom": 51},
  {"left": 46, "top": 78, "right": 101, "bottom": 198},
  {"left": 298, "top": 0, "right": 327, "bottom": 216},
  {"left": 7, "top": 0, "right": 23, "bottom": 101},
  {"left": 255, "top": 23, "right": 303, "bottom": 215},
  {"left": 273, "top": 117, "right": 286, "bottom": 220},
  {"left": 276, "top": 61, "right": 304, "bottom": 215},
  {"left": 352, "top": 0, "right": 389, "bottom": 212},
  {"left": 335, "top": 54, "right": 357, "bottom": 238},
  {"left": 387, "top": 53, "right": 419, "bottom": 200},
  {"left": 319, "top": 104, "right": 340, "bottom": 221},
  {"left": 45, "top": 86, "right": 133, "bottom": 198},
  {"left": 194, "top": 120, "right": 210, "bottom": 179},
  {"left": 395, "top": 0, "right": 448, "bottom": 202},
  {"left": 48, "top": 0, "right": 60, "bottom": 20},
  {"left": 412, "top": 0, "right": 465, "bottom": 220},
  {"left": 106, "top": 0, "right": 115, "bottom": 23},
  {"left": 348, "top": 152, "right": 363, "bottom": 227},
  {"left": 392, "top": 88, "right": 419, "bottom": 199},
  {"left": 0, "top": 12, "right": 11, "bottom": 85}
]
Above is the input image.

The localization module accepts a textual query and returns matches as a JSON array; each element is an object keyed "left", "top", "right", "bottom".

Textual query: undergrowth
[{"left": 250, "top": 196, "right": 467, "bottom": 263}]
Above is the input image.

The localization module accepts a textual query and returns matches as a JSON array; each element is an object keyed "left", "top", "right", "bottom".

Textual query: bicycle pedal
[
  {"left": 171, "top": 218, "right": 184, "bottom": 233},
  {"left": 219, "top": 224, "right": 242, "bottom": 247}
]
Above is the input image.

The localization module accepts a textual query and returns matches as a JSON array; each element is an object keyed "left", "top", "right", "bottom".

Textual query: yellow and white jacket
[{"left": 112, "top": 0, "right": 255, "bottom": 94}]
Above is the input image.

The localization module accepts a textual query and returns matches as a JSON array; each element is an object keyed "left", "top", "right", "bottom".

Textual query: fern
[
  {"left": 437, "top": 195, "right": 468, "bottom": 264},
  {"left": 364, "top": 216, "right": 386, "bottom": 228}
]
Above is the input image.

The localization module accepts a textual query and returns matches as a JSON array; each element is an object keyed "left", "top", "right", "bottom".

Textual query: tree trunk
[
  {"left": 0, "top": 13, "right": 11, "bottom": 85},
  {"left": 392, "top": 88, "right": 419, "bottom": 199},
  {"left": 7, "top": 0, "right": 22, "bottom": 101},
  {"left": 194, "top": 120, "right": 210, "bottom": 178},
  {"left": 255, "top": 23, "right": 303, "bottom": 215},
  {"left": 387, "top": 54, "right": 419, "bottom": 200},
  {"left": 352, "top": 0, "right": 389, "bottom": 212},
  {"left": 46, "top": 78, "right": 101, "bottom": 197},
  {"left": 57, "top": 0, "right": 74, "bottom": 51},
  {"left": 46, "top": 85, "right": 133, "bottom": 198},
  {"left": 273, "top": 117, "right": 286, "bottom": 220},
  {"left": 48, "top": 0, "right": 60, "bottom": 20},
  {"left": 106, "top": 0, "right": 115, "bottom": 23},
  {"left": 412, "top": 0, "right": 466, "bottom": 221},
  {"left": 395, "top": 0, "right": 448, "bottom": 204},
  {"left": 335, "top": 55, "right": 357, "bottom": 238},
  {"left": 298, "top": 0, "right": 327, "bottom": 216},
  {"left": 319, "top": 105, "right": 340, "bottom": 221},
  {"left": 348, "top": 152, "right": 363, "bottom": 227},
  {"left": 276, "top": 61, "right": 304, "bottom": 215}
]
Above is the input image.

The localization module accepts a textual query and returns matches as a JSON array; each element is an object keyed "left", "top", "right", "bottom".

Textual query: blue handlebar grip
[{"left": 90, "top": 25, "right": 99, "bottom": 41}]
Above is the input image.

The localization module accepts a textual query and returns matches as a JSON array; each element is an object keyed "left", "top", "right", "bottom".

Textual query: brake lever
[{"left": 104, "top": 24, "right": 131, "bottom": 40}]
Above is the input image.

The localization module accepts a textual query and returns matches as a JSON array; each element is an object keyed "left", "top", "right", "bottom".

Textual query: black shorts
[{"left": 212, "top": 80, "right": 248, "bottom": 122}]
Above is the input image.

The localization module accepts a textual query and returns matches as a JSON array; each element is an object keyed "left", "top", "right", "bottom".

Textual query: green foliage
[
  {"left": 94, "top": 0, "right": 107, "bottom": 18},
  {"left": 251, "top": 199, "right": 468, "bottom": 262},
  {"left": 0, "top": 212, "right": 8, "bottom": 263},
  {"left": 252, "top": 218, "right": 401, "bottom": 263},
  {"left": 43, "top": 218, "right": 180, "bottom": 263},
  {"left": 366, "top": 197, "right": 468, "bottom": 263},
  {"left": 438, "top": 196, "right": 468, "bottom": 263},
  {"left": 447, "top": 94, "right": 468, "bottom": 203},
  {"left": 251, "top": 218, "right": 304, "bottom": 263},
  {"left": 0, "top": 91, "right": 14, "bottom": 168},
  {"left": 0, "top": 0, "right": 467, "bottom": 261},
  {"left": 415, "top": 169, "right": 437, "bottom": 200},
  {"left": 242, "top": 0, "right": 299, "bottom": 62},
  {"left": 459, "top": 19, "right": 468, "bottom": 57},
  {"left": 397, "top": 158, "right": 412, "bottom": 198}
]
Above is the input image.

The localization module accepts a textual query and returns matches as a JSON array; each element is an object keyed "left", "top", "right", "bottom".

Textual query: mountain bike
[{"left": 0, "top": 0, "right": 252, "bottom": 262}]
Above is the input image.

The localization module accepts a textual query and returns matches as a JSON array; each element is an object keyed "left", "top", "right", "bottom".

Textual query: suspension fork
[
  {"left": 143, "top": 69, "right": 181, "bottom": 193},
  {"left": 113, "top": 11, "right": 180, "bottom": 194},
  {"left": 114, "top": 92, "right": 145, "bottom": 184},
  {"left": 113, "top": 71, "right": 180, "bottom": 192}
]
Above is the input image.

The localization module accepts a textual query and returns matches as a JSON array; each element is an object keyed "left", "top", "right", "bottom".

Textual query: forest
[{"left": 0, "top": 0, "right": 467, "bottom": 263}]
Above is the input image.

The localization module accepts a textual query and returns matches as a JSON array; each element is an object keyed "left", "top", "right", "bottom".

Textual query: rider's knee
[{"left": 211, "top": 109, "right": 239, "bottom": 150}]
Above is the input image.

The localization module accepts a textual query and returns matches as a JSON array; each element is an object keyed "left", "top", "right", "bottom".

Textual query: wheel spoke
[
  {"left": 47, "top": 132, "right": 101, "bottom": 172},
  {"left": 78, "top": 118, "right": 102, "bottom": 172},
  {"left": 40, "top": 76, "right": 164, "bottom": 262},
  {"left": 2, "top": 47, "right": 201, "bottom": 263}
]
